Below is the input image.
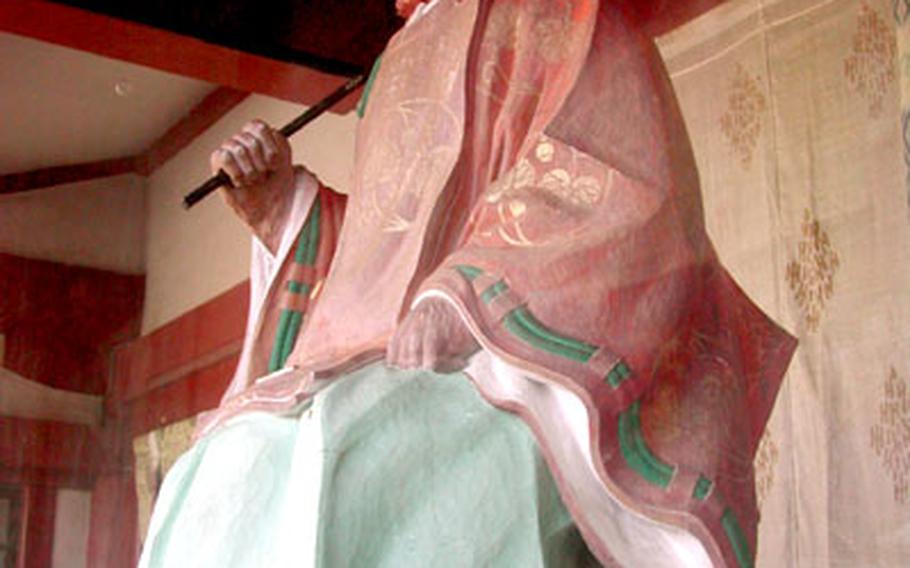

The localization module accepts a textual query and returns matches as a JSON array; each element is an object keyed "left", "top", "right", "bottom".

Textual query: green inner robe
[{"left": 139, "top": 363, "right": 597, "bottom": 567}]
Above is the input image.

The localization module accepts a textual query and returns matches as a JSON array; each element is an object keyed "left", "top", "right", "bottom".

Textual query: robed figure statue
[{"left": 140, "top": 1, "right": 796, "bottom": 566}]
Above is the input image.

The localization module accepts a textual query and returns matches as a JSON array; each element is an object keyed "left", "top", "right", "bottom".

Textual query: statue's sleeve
[
  {"left": 414, "top": 3, "right": 796, "bottom": 566},
  {"left": 194, "top": 174, "right": 346, "bottom": 440},
  {"left": 416, "top": 0, "right": 697, "bottom": 402}
]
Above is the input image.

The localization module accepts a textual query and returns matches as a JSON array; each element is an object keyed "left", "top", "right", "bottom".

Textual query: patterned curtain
[
  {"left": 898, "top": 0, "right": 910, "bottom": 210},
  {"left": 133, "top": 417, "right": 197, "bottom": 545},
  {"left": 657, "top": 0, "right": 909, "bottom": 564}
]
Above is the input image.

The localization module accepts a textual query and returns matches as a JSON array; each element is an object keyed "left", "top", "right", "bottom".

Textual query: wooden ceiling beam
[
  {"left": 0, "top": 86, "right": 249, "bottom": 193},
  {"left": 136, "top": 86, "right": 249, "bottom": 176},
  {"left": 0, "top": 157, "right": 137, "bottom": 195},
  {"left": 0, "top": 0, "right": 352, "bottom": 110}
]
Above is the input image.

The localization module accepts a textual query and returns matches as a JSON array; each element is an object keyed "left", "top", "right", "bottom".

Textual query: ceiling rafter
[
  {"left": 0, "top": 0, "right": 351, "bottom": 106},
  {"left": 0, "top": 86, "right": 249, "bottom": 194},
  {"left": 0, "top": 0, "right": 357, "bottom": 195}
]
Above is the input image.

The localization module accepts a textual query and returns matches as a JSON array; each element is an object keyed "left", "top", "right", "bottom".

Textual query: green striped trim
[
  {"left": 287, "top": 281, "right": 311, "bottom": 295},
  {"left": 693, "top": 475, "right": 713, "bottom": 501},
  {"left": 268, "top": 310, "right": 294, "bottom": 372},
  {"left": 606, "top": 360, "right": 632, "bottom": 388},
  {"left": 267, "top": 200, "right": 322, "bottom": 372},
  {"left": 480, "top": 280, "right": 509, "bottom": 304},
  {"left": 454, "top": 264, "right": 600, "bottom": 364},
  {"left": 454, "top": 264, "right": 483, "bottom": 281},
  {"left": 356, "top": 55, "right": 383, "bottom": 118},
  {"left": 465, "top": 266, "right": 632, "bottom": 388},
  {"left": 503, "top": 308, "right": 597, "bottom": 363},
  {"left": 617, "top": 401, "right": 674, "bottom": 488},
  {"left": 453, "top": 266, "right": 749, "bottom": 565},
  {"left": 722, "top": 508, "right": 753, "bottom": 568},
  {"left": 279, "top": 311, "right": 304, "bottom": 365},
  {"left": 294, "top": 198, "right": 321, "bottom": 265}
]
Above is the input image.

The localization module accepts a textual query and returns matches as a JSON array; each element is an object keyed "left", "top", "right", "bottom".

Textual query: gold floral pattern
[
  {"left": 539, "top": 169, "right": 603, "bottom": 208},
  {"left": 719, "top": 64, "right": 767, "bottom": 169},
  {"left": 533, "top": 10, "right": 573, "bottom": 62},
  {"left": 786, "top": 209, "right": 840, "bottom": 332},
  {"left": 754, "top": 430, "right": 779, "bottom": 510},
  {"left": 485, "top": 1, "right": 572, "bottom": 62},
  {"left": 360, "top": 99, "right": 461, "bottom": 232},
  {"left": 844, "top": 4, "right": 897, "bottom": 118},
  {"left": 479, "top": 137, "right": 610, "bottom": 247},
  {"left": 485, "top": 2, "right": 519, "bottom": 50},
  {"left": 485, "top": 138, "right": 606, "bottom": 208},
  {"left": 870, "top": 367, "right": 910, "bottom": 504}
]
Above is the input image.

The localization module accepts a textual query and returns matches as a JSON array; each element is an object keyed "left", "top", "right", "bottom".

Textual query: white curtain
[{"left": 657, "top": 0, "right": 910, "bottom": 564}]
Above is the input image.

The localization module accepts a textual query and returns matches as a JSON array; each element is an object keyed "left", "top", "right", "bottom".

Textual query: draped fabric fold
[
  {"left": 194, "top": 172, "right": 347, "bottom": 439},
  {"left": 280, "top": 1, "right": 795, "bottom": 565}
]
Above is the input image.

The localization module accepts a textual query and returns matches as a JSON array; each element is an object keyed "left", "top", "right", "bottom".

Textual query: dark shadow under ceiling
[
  {"left": 50, "top": 0, "right": 404, "bottom": 77},
  {"left": 48, "top": 0, "right": 725, "bottom": 78}
]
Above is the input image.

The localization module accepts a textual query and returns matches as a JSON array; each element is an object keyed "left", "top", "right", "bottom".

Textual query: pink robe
[
  {"left": 195, "top": 168, "right": 346, "bottom": 437},
  {"left": 205, "top": 1, "right": 796, "bottom": 565}
]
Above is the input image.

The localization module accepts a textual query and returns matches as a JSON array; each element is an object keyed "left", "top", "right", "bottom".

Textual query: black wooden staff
[{"left": 183, "top": 73, "right": 366, "bottom": 209}]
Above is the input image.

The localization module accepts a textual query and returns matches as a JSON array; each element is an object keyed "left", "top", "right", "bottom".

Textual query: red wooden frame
[
  {"left": 0, "top": 0, "right": 353, "bottom": 110},
  {"left": 137, "top": 87, "right": 250, "bottom": 176},
  {"left": 111, "top": 281, "right": 249, "bottom": 436},
  {"left": 0, "top": 158, "right": 136, "bottom": 195},
  {"left": 0, "top": 0, "right": 357, "bottom": 194}
]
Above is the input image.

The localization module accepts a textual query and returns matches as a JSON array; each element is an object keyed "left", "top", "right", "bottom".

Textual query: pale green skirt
[{"left": 139, "top": 363, "right": 595, "bottom": 567}]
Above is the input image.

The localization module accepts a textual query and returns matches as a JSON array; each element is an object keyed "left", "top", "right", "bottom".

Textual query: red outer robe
[{"left": 212, "top": 1, "right": 795, "bottom": 566}]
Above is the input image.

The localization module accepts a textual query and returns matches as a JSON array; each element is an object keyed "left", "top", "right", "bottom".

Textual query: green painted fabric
[{"left": 139, "top": 363, "right": 596, "bottom": 568}]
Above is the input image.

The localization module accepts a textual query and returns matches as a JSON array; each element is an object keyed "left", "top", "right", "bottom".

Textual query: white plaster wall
[
  {"left": 51, "top": 489, "right": 91, "bottom": 568},
  {"left": 142, "top": 94, "right": 357, "bottom": 333},
  {"left": 0, "top": 366, "right": 102, "bottom": 425},
  {"left": 0, "top": 174, "right": 146, "bottom": 273}
]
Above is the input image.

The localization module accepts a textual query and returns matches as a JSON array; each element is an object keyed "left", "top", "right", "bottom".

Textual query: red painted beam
[
  {"left": 0, "top": 416, "right": 100, "bottom": 476},
  {"left": 87, "top": 473, "right": 138, "bottom": 568},
  {"left": 0, "top": 0, "right": 354, "bottom": 110},
  {"left": 20, "top": 485, "right": 55, "bottom": 568},
  {"left": 123, "top": 354, "right": 238, "bottom": 437},
  {"left": 0, "top": 86, "right": 248, "bottom": 193},
  {"left": 137, "top": 86, "right": 250, "bottom": 176},
  {"left": 108, "top": 281, "right": 250, "bottom": 436},
  {"left": 0, "top": 157, "right": 137, "bottom": 195},
  {"left": 0, "top": 253, "right": 144, "bottom": 394},
  {"left": 111, "top": 281, "right": 248, "bottom": 404},
  {"left": 0, "top": 467, "right": 95, "bottom": 489}
]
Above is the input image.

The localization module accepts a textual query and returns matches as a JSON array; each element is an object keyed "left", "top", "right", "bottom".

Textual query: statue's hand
[
  {"left": 210, "top": 119, "right": 295, "bottom": 252},
  {"left": 211, "top": 119, "right": 292, "bottom": 190},
  {"left": 386, "top": 298, "right": 480, "bottom": 373}
]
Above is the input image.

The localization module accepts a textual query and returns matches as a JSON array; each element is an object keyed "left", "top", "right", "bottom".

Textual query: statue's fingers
[
  {"left": 242, "top": 119, "right": 272, "bottom": 136},
  {"left": 237, "top": 132, "right": 269, "bottom": 174},
  {"left": 260, "top": 124, "right": 288, "bottom": 167},
  {"left": 244, "top": 120, "right": 286, "bottom": 168},
  {"left": 420, "top": 326, "right": 439, "bottom": 370},
  {"left": 385, "top": 333, "right": 400, "bottom": 367},
  {"left": 227, "top": 138, "right": 256, "bottom": 183},
  {"left": 209, "top": 145, "right": 226, "bottom": 174},
  {"left": 396, "top": 326, "right": 420, "bottom": 370},
  {"left": 217, "top": 149, "right": 244, "bottom": 187},
  {"left": 386, "top": 323, "right": 408, "bottom": 369}
]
